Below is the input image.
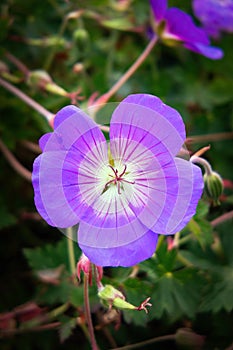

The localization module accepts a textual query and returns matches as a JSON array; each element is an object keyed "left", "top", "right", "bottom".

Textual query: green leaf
[
  {"left": 36, "top": 280, "right": 71, "bottom": 305},
  {"left": 151, "top": 268, "right": 203, "bottom": 320},
  {"left": 200, "top": 268, "right": 233, "bottom": 313},
  {"left": 179, "top": 249, "right": 233, "bottom": 313},
  {"left": 23, "top": 237, "right": 80, "bottom": 271},
  {"left": 187, "top": 218, "right": 213, "bottom": 249},
  {"left": 194, "top": 200, "right": 210, "bottom": 219},
  {"left": 69, "top": 285, "right": 84, "bottom": 307},
  {"left": 59, "top": 317, "right": 77, "bottom": 343}
]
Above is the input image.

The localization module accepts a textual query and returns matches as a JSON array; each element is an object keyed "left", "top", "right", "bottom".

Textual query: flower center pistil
[{"left": 104, "top": 164, "right": 135, "bottom": 195}]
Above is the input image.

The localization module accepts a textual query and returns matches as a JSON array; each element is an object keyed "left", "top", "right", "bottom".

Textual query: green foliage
[
  {"left": 24, "top": 239, "right": 75, "bottom": 271},
  {"left": 58, "top": 316, "right": 77, "bottom": 343},
  {"left": 0, "top": 198, "right": 16, "bottom": 229}
]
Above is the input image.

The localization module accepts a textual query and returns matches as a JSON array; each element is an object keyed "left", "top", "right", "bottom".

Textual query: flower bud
[
  {"left": 73, "top": 29, "right": 89, "bottom": 43},
  {"left": 98, "top": 284, "right": 152, "bottom": 313},
  {"left": 27, "top": 70, "right": 68, "bottom": 96},
  {"left": 77, "top": 253, "right": 103, "bottom": 286},
  {"left": 204, "top": 171, "right": 223, "bottom": 205},
  {"left": 27, "top": 70, "right": 52, "bottom": 88},
  {"left": 73, "top": 62, "right": 84, "bottom": 74}
]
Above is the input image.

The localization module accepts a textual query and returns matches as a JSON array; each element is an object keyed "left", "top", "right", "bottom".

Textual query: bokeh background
[{"left": 0, "top": 1, "right": 233, "bottom": 349}]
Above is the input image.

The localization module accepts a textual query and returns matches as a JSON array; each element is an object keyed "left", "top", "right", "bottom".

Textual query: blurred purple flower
[
  {"left": 150, "top": 0, "right": 223, "bottom": 59},
  {"left": 32, "top": 94, "right": 203, "bottom": 267},
  {"left": 193, "top": 0, "right": 233, "bottom": 39}
]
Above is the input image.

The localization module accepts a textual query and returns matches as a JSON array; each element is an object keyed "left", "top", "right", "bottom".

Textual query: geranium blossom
[
  {"left": 32, "top": 94, "right": 203, "bottom": 267},
  {"left": 193, "top": 0, "right": 233, "bottom": 39},
  {"left": 150, "top": 0, "right": 223, "bottom": 59}
]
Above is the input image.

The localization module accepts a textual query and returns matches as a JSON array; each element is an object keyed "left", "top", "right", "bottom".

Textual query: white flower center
[{"left": 103, "top": 164, "right": 135, "bottom": 195}]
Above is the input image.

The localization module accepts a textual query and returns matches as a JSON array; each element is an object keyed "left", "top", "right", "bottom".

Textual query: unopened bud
[
  {"left": 77, "top": 253, "right": 103, "bottom": 286},
  {"left": 73, "top": 29, "right": 89, "bottom": 43},
  {"left": 73, "top": 63, "right": 84, "bottom": 74},
  {"left": 204, "top": 171, "right": 223, "bottom": 205},
  {"left": 27, "top": 70, "right": 68, "bottom": 96},
  {"left": 98, "top": 284, "right": 152, "bottom": 313},
  {"left": 27, "top": 70, "right": 52, "bottom": 89}
]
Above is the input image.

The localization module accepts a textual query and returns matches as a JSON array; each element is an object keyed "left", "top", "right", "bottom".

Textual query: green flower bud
[
  {"left": 98, "top": 284, "right": 135, "bottom": 310},
  {"left": 73, "top": 29, "right": 89, "bottom": 43},
  {"left": 27, "top": 70, "right": 67, "bottom": 96},
  {"left": 204, "top": 171, "right": 223, "bottom": 206},
  {"left": 27, "top": 70, "right": 52, "bottom": 88},
  {"left": 98, "top": 284, "right": 152, "bottom": 313}
]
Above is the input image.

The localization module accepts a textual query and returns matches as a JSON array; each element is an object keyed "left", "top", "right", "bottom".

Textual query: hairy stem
[
  {"left": 93, "top": 35, "right": 158, "bottom": 109},
  {"left": 186, "top": 132, "right": 233, "bottom": 144},
  {"left": 110, "top": 334, "right": 175, "bottom": 350},
  {"left": 0, "top": 77, "right": 54, "bottom": 123},
  {"left": 5, "top": 52, "right": 30, "bottom": 77},
  {"left": 0, "top": 138, "right": 32, "bottom": 182},
  {"left": 84, "top": 274, "right": 99, "bottom": 350},
  {"left": 211, "top": 210, "right": 233, "bottom": 227},
  {"left": 66, "top": 227, "right": 78, "bottom": 284},
  {"left": 0, "top": 77, "right": 110, "bottom": 132},
  {"left": 190, "top": 155, "right": 212, "bottom": 176}
]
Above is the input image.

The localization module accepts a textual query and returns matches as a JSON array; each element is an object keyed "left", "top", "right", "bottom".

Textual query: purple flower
[
  {"left": 150, "top": 0, "right": 223, "bottom": 59},
  {"left": 32, "top": 94, "right": 203, "bottom": 267},
  {"left": 193, "top": 0, "right": 233, "bottom": 39}
]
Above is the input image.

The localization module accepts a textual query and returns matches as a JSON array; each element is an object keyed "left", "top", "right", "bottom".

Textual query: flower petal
[
  {"left": 184, "top": 42, "right": 223, "bottom": 60},
  {"left": 39, "top": 132, "right": 61, "bottom": 152},
  {"left": 54, "top": 105, "right": 80, "bottom": 129},
  {"left": 165, "top": 8, "right": 210, "bottom": 45},
  {"left": 127, "top": 155, "right": 181, "bottom": 234},
  {"left": 110, "top": 95, "right": 185, "bottom": 157},
  {"left": 78, "top": 133, "right": 181, "bottom": 249},
  {"left": 40, "top": 106, "right": 106, "bottom": 153},
  {"left": 32, "top": 109, "right": 109, "bottom": 227},
  {"left": 79, "top": 230, "right": 158, "bottom": 267},
  {"left": 122, "top": 94, "right": 186, "bottom": 142},
  {"left": 32, "top": 155, "right": 56, "bottom": 226},
  {"left": 32, "top": 151, "right": 80, "bottom": 227},
  {"left": 150, "top": 0, "right": 167, "bottom": 22},
  {"left": 39, "top": 106, "right": 81, "bottom": 151},
  {"left": 164, "top": 158, "right": 204, "bottom": 234},
  {"left": 77, "top": 187, "right": 153, "bottom": 248},
  {"left": 193, "top": 0, "right": 233, "bottom": 38}
]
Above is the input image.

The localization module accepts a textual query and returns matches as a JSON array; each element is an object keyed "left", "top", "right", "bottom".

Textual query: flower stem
[
  {"left": 0, "top": 138, "right": 32, "bottom": 182},
  {"left": 211, "top": 210, "right": 233, "bottom": 227},
  {"left": 110, "top": 334, "right": 175, "bottom": 350},
  {"left": 84, "top": 274, "right": 99, "bottom": 350},
  {"left": 66, "top": 227, "right": 77, "bottom": 284},
  {"left": 93, "top": 35, "right": 158, "bottom": 109},
  {"left": 186, "top": 132, "right": 233, "bottom": 144},
  {"left": 0, "top": 77, "right": 54, "bottom": 123},
  {"left": 190, "top": 155, "right": 212, "bottom": 176},
  {"left": 47, "top": 302, "right": 70, "bottom": 320},
  {"left": 5, "top": 52, "right": 30, "bottom": 77}
]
